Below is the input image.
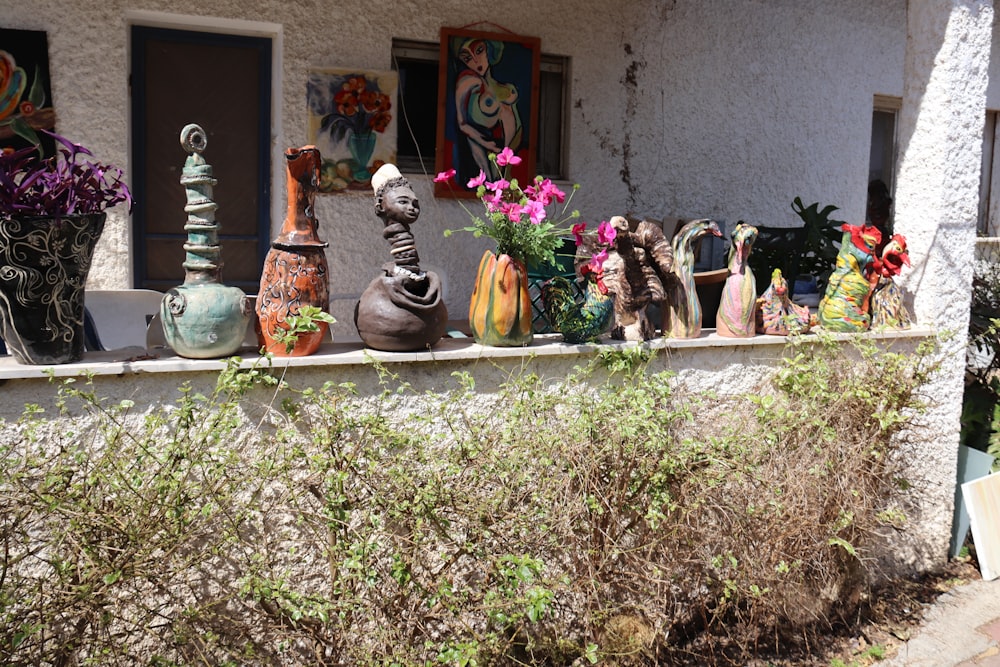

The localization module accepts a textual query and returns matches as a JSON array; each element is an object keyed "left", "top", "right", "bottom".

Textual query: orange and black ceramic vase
[{"left": 256, "top": 146, "right": 330, "bottom": 356}]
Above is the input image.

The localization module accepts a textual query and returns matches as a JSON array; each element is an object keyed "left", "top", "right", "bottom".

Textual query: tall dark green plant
[
  {"left": 963, "top": 247, "right": 1000, "bottom": 470},
  {"left": 791, "top": 197, "right": 845, "bottom": 292}
]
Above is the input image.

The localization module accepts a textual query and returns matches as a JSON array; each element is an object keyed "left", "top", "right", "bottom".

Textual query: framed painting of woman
[{"left": 434, "top": 27, "right": 540, "bottom": 199}]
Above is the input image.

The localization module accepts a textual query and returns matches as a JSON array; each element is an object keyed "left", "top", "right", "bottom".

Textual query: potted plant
[
  {"left": 435, "top": 148, "right": 609, "bottom": 346},
  {"left": 0, "top": 132, "right": 132, "bottom": 364}
]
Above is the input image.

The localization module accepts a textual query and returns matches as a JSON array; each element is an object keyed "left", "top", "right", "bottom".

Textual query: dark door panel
[{"left": 131, "top": 26, "right": 271, "bottom": 292}]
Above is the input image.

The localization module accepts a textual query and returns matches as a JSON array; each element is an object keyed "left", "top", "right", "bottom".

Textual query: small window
[
  {"left": 869, "top": 95, "right": 900, "bottom": 192},
  {"left": 391, "top": 38, "right": 568, "bottom": 180},
  {"left": 979, "top": 110, "right": 998, "bottom": 236}
]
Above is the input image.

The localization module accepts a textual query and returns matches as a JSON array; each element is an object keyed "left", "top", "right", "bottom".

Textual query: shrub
[{"left": 0, "top": 337, "right": 936, "bottom": 665}]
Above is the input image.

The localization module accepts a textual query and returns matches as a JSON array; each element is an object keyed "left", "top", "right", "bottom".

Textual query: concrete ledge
[{"left": 0, "top": 325, "right": 936, "bottom": 380}]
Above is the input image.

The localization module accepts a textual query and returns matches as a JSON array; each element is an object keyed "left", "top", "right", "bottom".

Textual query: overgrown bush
[{"left": 0, "top": 337, "right": 936, "bottom": 666}]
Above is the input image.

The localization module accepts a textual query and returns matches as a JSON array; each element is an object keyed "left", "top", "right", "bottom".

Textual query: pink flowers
[
  {"left": 572, "top": 220, "right": 615, "bottom": 274},
  {"left": 434, "top": 169, "right": 456, "bottom": 183},
  {"left": 439, "top": 150, "right": 594, "bottom": 270},
  {"left": 495, "top": 146, "right": 522, "bottom": 167},
  {"left": 597, "top": 220, "right": 617, "bottom": 245},
  {"left": 525, "top": 178, "right": 566, "bottom": 206},
  {"left": 467, "top": 170, "right": 488, "bottom": 188}
]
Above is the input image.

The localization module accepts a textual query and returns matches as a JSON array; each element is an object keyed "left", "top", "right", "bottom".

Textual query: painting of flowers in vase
[{"left": 307, "top": 68, "right": 397, "bottom": 194}]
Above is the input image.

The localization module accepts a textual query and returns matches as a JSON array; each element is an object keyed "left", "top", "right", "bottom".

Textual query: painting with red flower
[
  {"left": 307, "top": 68, "right": 398, "bottom": 193},
  {"left": 434, "top": 27, "right": 540, "bottom": 199},
  {"left": 0, "top": 29, "right": 56, "bottom": 155}
]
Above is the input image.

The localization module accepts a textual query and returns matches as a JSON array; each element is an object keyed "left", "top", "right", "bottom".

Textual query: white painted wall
[
  {"left": 2, "top": 0, "right": 919, "bottom": 334},
  {"left": 2, "top": 0, "right": 997, "bottom": 571}
]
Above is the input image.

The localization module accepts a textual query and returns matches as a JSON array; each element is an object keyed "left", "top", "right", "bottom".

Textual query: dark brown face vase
[
  {"left": 256, "top": 146, "right": 331, "bottom": 357},
  {"left": 354, "top": 164, "right": 448, "bottom": 351}
]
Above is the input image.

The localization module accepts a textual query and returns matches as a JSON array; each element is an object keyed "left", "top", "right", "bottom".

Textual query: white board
[{"left": 962, "top": 472, "right": 1000, "bottom": 581}]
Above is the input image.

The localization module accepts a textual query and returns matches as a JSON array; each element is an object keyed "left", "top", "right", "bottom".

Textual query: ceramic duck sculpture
[
  {"left": 664, "top": 218, "right": 722, "bottom": 339},
  {"left": 715, "top": 222, "right": 758, "bottom": 338},
  {"left": 817, "top": 223, "right": 882, "bottom": 332},
  {"left": 160, "top": 124, "right": 251, "bottom": 359},
  {"left": 756, "top": 268, "right": 812, "bottom": 335},
  {"left": 869, "top": 233, "right": 912, "bottom": 330}
]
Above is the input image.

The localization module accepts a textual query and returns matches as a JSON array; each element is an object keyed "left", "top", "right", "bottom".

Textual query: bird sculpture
[
  {"left": 817, "top": 223, "right": 882, "bottom": 332},
  {"left": 599, "top": 216, "right": 672, "bottom": 341},
  {"left": 716, "top": 222, "right": 758, "bottom": 338},
  {"left": 541, "top": 264, "right": 615, "bottom": 344},
  {"left": 756, "top": 268, "right": 812, "bottom": 336},
  {"left": 664, "top": 219, "right": 723, "bottom": 339},
  {"left": 869, "top": 233, "right": 912, "bottom": 330}
]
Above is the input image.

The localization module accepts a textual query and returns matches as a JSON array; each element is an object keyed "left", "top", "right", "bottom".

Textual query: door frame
[{"left": 127, "top": 11, "right": 282, "bottom": 288}]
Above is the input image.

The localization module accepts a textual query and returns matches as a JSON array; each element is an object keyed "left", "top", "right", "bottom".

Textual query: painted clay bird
[
  {"left": 716, "top": 222, "right": 758, "bottom": 338},
  {"left": 541, "top": 264, "right": 614, "bottom": 344},
  {"left": 817, "top": 223, "right": 882, "bottom": 332},
  {"left": 869, "top": 233, "right": 912, "bottom": 329},
  {"left": 756, "top": 268, "right": 812, "bottom": 335},
  {"left": 663, "top": 218, "right": 722, "bottom": 338}
]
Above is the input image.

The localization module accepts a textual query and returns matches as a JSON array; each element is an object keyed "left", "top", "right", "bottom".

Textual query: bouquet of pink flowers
[{"left": 437, "top": 148, "right": 614, "bottom": 271}]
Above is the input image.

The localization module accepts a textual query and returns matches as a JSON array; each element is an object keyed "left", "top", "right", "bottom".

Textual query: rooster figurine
[
  {"left": 869, "top": 233, "right": 912, "bottom": 330},
  {"left": 664, "top": 218, "right": 723, "bottom": 339},
  {"left": 756, "top": 268, "right": 813, "bottom": 335},
  {"left": 541, "top": 264, "right": 614, "bottom": 344},
  {"left": 817, "top": 223, "right": 882, "bottom": 332}
]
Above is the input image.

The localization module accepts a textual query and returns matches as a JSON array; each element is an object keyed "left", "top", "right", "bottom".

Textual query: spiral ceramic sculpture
[{"left": 159, "top": 124, "right": 251, "bottom": 358}]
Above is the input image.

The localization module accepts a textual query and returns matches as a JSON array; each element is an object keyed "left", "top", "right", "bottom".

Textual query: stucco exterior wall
[
  {"left": 1, "top": 0, "right": 996, "bottom": 575},
  {"left": 3, "top": 0, "right": 917, "bottom": 333}
]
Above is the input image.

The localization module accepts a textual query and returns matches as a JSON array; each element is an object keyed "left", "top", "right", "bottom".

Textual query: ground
[{"left": 758, "top": 556, "right": 984, "bottom": 667}]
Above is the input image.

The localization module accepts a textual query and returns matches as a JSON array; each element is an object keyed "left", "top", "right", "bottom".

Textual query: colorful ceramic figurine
[
  {"left": 354, "top": 164, "right": 448, "bottom": 351},
  {"left": 817, "top": 223, "right": 882, "bottom": 332},
  {"left": 256, "top": 146, "right": 331, "bottom": 356},
  {"left": 664, "top": 218, "right": 722, "bottom": 338},
  {"left": 755, "top": 268, "right": 812, "bottom": 335},
  {"left": 541, "top": 263, "right": 614, "bottom": 344},
  {"left": 869, "top": 233, "right": 913, "bottom": 329},
  {"left": 599, "top": 216, "right": 668, "bottom": 341},
  {"left": 715, "top": 222, "right": 758, "bottom": 338},
  {"left": 160, "top": 124, "right": 251, "bottom": 358}
]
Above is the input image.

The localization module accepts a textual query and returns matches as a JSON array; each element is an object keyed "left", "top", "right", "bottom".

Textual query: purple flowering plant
[
  {"left": 437, "top": 147, "right": 613, "bottom": 270},
  {"left": 0, "top": 131, "right": 132, "bottom": 218}
]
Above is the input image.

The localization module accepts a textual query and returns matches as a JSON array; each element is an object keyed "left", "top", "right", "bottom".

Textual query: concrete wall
[
  {"left": 1, "top": 0, "right": 996, "bottom": 573},
  {"left": 1, "top": 0, "right": 929, "bottom": 333}
]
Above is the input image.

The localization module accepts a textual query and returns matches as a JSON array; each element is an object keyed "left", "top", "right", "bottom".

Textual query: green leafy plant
[
  {"left": 791, "top": 196, "right": 846, "bottom": 291},
  {"left": 964, "top": 245, "right": 1000, "bottom": 471},
  {"left": 0, "top": 336, "right": 937, "bottom": 666},
  {"left": 269, "top": 304, "right": 336, "bottom": 354}
]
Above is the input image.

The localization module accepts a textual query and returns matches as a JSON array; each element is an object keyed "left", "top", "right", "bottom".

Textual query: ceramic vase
[
  {"left": 256, "top": 146, "right": 330, "bottom": 356},
  {"left": 348, "top": 131, "right": 376, "bottom": 182},
  {"left": 0, "top": 213, "right": 105, "bottom": 364},
  {"left": 160, "top": 124, "right": 251, "bottom": 358},
  {"left": 469, "top": 250, "right": 533, "bottom": 347}
]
